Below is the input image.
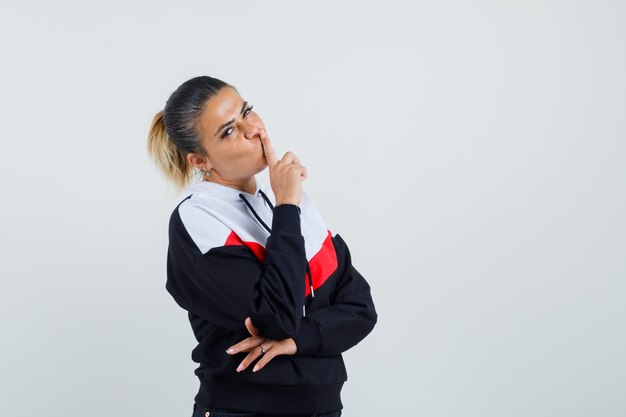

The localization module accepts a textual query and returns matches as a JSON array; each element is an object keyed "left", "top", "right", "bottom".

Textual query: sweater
[{"left": 165, "top": 178, "right": 378, "bottom": 415}]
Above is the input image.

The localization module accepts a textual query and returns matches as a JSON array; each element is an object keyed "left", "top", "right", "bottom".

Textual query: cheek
[{"left": 220, "top": 142, "right": 257, "bottom": 164}]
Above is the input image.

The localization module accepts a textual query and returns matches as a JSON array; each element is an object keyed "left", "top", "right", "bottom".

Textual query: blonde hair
[
  {"left": 146, "top": 75, "right": 234, "bottom": 193},
  {"left": 146, "top": 109, "right": 197, "bottom": 192}
]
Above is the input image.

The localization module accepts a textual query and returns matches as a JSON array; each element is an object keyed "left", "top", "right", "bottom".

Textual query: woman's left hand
[{"left": 225, "top": 317, "right": 298, "bottom": 372}]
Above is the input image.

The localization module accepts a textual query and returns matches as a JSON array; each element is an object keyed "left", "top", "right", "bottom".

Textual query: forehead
[{"left": 199, "top": 87, "right": 243, "bottom": 133}]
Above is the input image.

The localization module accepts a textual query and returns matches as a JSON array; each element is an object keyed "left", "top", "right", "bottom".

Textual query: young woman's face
[{"left": 195, "top": 86, "right": 267, "bottom": 182}]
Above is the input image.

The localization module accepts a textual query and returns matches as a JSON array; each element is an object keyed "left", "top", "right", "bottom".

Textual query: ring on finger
[{"left": 259, "top": 345, "right": 266, "bottom": 354}]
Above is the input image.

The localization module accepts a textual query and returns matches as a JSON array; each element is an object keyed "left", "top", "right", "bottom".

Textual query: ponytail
[{"left": 146, "top": 110, "right": 195, "bottom": 192}]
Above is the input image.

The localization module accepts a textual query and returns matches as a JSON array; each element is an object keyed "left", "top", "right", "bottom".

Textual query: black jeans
[{"left": 192, "top": 402, "right": 342, "bottom": 417}]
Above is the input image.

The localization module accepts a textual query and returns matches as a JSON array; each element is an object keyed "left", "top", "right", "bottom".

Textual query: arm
[
  {"left": 292, "top": 233, "right": 378, "bottom": 356},
  {"left": 166, "top": 201, "right": 307, "bottom": 340}
]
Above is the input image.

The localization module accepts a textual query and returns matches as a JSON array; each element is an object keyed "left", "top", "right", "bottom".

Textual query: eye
[{"left": 221, "top": 105, "right": 254, "bottom": 138}]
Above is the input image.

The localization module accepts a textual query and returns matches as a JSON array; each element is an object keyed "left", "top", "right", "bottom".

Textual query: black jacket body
[{"left": 165, "top": 179, "right": 377, "bottom": 415}]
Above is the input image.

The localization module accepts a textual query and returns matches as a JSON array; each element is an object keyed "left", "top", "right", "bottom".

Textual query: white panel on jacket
[
  {"left": 178, "top": 198, "right": 232, "bottom": 255},
  {"left": 299, "top": 190, "right": 332, "bottom": 256}
]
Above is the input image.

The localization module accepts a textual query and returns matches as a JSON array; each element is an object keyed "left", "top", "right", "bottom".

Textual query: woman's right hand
[{"left": 259, "top": 129, "right": 307, "bottom": 206}]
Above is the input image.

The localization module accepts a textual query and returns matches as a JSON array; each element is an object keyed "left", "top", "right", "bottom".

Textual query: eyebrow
[{"left": 214, "top": 101, "right": 248, "bottom": 137}]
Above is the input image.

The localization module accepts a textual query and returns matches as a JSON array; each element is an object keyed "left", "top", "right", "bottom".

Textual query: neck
[{"left": 205, "top": 174, "right": 257, "bottom": 195}]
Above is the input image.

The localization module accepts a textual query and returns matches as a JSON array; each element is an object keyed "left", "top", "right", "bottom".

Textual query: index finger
[{"left": 260, "top": 130, "right": 278, "bottom": 166}]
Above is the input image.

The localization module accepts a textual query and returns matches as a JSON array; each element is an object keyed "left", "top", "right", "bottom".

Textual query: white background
[{"left": 1, "top": 1, "right": 625, "bottom": 416}]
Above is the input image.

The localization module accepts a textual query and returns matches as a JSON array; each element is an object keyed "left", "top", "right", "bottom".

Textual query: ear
[{"left": 186, "top": 152, "right": 212, "bottom": 173}]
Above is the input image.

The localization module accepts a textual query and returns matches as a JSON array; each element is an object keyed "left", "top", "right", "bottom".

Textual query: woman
[{"left": 147, "top": 75, "right": 377, "bottom": 417}]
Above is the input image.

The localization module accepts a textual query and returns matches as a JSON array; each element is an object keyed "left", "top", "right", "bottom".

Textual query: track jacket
[{"left": 165, "top": 178, "right": 378, "bottom": 415}]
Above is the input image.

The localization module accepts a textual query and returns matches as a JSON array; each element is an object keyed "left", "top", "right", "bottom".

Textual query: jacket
[{"left": 165, "top": 178, "right": 378, "bottom": 415}]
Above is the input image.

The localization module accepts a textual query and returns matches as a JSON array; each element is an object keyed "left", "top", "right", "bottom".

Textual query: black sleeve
[
  {"left": 166, "top": 203, "right": 307, "bottom": 340},
  {"left": 291, "top": 233, "right": 378, "bottom": 356}
]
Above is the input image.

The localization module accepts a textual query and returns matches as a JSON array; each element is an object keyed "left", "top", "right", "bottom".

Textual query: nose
[{"left": 243, "top": 124, "right": 260, "bottom": 140}]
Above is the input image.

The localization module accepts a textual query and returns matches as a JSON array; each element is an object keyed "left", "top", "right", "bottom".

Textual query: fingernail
[
  {"left": 253, "top": 365, "right": 259, "bottom": 372},
  {"left": 237, "top": 364, "right": 243, "bottom": 372}
]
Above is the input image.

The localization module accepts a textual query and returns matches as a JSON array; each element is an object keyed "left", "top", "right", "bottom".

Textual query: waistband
[{"left": 195, "top": 379, "right": 344, "bottom": 415}]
